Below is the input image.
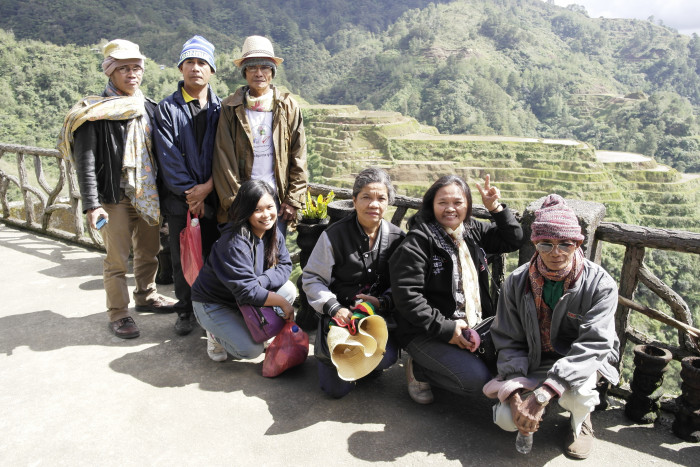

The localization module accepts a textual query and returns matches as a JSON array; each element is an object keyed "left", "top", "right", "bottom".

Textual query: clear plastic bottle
[{"left": 515, "top": 431, "right": 533, "bottom": 454}]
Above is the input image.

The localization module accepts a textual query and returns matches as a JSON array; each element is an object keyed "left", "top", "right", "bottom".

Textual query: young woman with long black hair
[{"left": 191, "top": 179, "right": 296, "bottom": 362}]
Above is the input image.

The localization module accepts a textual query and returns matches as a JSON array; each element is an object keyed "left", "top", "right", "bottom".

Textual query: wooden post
[{"left": 616, "top": 245, "right": 646, "bottom": 369}]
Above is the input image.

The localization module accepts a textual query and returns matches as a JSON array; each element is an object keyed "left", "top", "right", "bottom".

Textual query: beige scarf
[
  {"left": 57, "top": 88, "right": 160, "bottom": 226},
  {"left": 444, "top": 223, "right": 482, "bottom": 327}
]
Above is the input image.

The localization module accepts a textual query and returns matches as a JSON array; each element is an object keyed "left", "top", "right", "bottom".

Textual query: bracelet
[{"left": 488, "top": 204, "right": 502, "bottom": 214}]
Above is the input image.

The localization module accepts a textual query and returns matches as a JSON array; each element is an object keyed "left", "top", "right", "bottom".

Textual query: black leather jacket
[{"left": 72, "top": 98, "right": 156, "bottom": 212}]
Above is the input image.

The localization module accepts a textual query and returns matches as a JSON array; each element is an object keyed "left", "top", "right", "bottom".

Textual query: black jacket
[
  {"left": 72, "top": 98, "right": 157, "bottom": 212},
  {"left": 302, "top": 212, "right": 405, "bottom": 317},
  {"left": 389, "top": 207, "right": 523, "bottom": 347},
  {"left": 191, "top": 223, "right": 292, "bottom": 307}
]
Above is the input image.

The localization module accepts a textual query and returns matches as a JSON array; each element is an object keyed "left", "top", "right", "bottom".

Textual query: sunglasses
[{"left": 535, "top": 242, "right": 577, "bottom": 254}]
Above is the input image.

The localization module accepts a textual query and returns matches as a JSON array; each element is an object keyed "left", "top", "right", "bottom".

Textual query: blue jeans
[
  {"left": 193, "top": 281, "right": 297, "bottom": 360},
  {"left": 406, "top": 334, "right": 491, "bottom": 397},
  {"left": 318, "top": 336, "right": 399, "bottom": 398}
]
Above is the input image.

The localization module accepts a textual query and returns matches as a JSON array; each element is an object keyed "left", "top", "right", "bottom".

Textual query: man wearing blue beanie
[{"left": 153, "top": 35, "right": 223, "bottom": 339}]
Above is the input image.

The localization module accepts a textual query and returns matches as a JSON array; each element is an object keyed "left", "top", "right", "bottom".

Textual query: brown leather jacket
[{"left": 212, "top": 85, "right": 307, "bottom": 223}]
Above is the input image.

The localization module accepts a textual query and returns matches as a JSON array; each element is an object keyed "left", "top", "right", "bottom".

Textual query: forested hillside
[
  {"left": 1, "top": 1, "right": 699, "bottom": 391},
  {"left": 1, "top": 0, "right": 699, "bottom": 170}
]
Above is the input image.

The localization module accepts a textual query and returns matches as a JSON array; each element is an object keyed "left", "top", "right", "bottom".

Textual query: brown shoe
[
  {"left": 135, "top": 295, "right": 176, "bottom": 314},
  {"left": 109, "top": 317, "right": 140, "bottom": 339},
  {"left": 565, "top": 414, "right": 594, "bottom": 459}
]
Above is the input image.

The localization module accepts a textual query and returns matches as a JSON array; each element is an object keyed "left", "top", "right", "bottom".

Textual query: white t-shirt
[{"left": 246, "top": 109, "right": 277, "bottom": 193}]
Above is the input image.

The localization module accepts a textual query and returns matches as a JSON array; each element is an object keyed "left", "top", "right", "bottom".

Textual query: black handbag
[{"left": 472, "top": 316, "right": 497, "bottom": 373}]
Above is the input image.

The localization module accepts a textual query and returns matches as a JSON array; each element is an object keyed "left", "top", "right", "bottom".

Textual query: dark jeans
[
  {"left": 168, "top": 211, "right": 220, "bottom": 316},
  {"left": 406, "top": 334, "right": 491, "bottom": 397}
]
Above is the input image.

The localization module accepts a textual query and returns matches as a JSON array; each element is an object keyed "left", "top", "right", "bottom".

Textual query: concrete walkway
[{"left": 1, "top": 224, "right": 698, "bottom": 466}]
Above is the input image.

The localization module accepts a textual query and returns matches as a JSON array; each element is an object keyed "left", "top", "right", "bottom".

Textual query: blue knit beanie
[{"left": 178, "top": 35, "right": 216, "bottom": 72}]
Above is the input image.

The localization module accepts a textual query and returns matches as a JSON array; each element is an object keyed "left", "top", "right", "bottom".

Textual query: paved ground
[{"left": 1, "top": 224, "right": 698, "bottom": 466}]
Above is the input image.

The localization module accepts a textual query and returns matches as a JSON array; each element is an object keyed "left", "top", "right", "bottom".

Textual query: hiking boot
[
  {"left": 565, "top": 414, "right": 594, "bottom": 459},
  {"left": 174, "top": 313, "right": 195, "bottom": 336},
  {"left": 135, "top": 295, "right": 176, "bottom": 313},
  {"left": 406, "top": 356, "right": 434, "bottom": 404},
  {"left": 109, "top": 317, "right": 140, "bottom": 339},
  {"left": 206, "top": 331, "right": 227, "bottom": 362}
]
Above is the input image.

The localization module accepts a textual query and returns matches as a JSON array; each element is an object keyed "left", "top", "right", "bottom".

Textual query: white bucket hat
[
  {"left": 103, "top": 39, "right": 146, "bottom": 60},
  {"left": 233, "top": 35, "right": 284, "bottom": 66},
  {"left": 327, "top": 314, "right": 388, "bottom": 381}
]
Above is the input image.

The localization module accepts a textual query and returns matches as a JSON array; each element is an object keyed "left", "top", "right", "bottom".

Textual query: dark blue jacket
[
  {"left": 191, "top": 222, "right": 292, "bottom": 307},
  {"left": 154, "top": 82, "right": 221, "bottom": 216}
]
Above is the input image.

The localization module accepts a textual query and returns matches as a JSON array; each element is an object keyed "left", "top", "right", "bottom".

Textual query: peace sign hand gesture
[{"left": 475, "top": 174, "right": 503, "bottom": 213}]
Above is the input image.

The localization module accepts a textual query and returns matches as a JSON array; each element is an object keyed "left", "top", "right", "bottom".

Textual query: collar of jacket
[
  {"left": 230, "top": 84, "right": 279, "bottom": 109},
  {"left": 174, "top": 81, "right": 221, "bottom": 109}
]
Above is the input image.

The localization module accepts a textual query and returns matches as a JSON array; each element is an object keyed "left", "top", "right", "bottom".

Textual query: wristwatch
[{"left": 533, "top": 387, "right": 551, "bottom": 406}]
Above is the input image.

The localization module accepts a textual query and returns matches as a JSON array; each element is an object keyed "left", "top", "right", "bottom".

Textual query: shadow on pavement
[
  {"left": 0, "top": 229, "right": 104, "bottom": 279},
  {"left": 2, "top": 306, "right": 697, "bottom": 465}
]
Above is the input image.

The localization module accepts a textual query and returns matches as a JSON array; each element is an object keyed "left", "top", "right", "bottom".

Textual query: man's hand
[
  {"left": 510, "top": 387, "right": 553, "bottom": 434},
  {"left": 279, "top": 202, "right": 297, "bottom": 222},
  {"left": 87, "top": 207, "right": 108, "bottom": 229},
  {"left": 185, "top": 179, "right": 213, "bottom": 206}
]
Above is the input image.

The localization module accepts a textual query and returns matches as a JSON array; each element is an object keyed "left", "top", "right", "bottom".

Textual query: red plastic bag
[
  {"left": 180, "top": 211, "right": 203, "bottom": 286},
  {"left": 262, "top": 321, "right": 309, "bottom": 377}
]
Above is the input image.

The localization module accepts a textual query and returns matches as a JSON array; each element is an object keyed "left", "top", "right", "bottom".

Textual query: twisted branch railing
[{"left": 2, "top": 143, "right": 698, "bottom": 364}]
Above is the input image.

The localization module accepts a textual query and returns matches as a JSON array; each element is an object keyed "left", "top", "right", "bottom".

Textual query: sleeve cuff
[
  {"left": 543, "top": 378, "right": 565, "bottom": 397},
  {"left": 323, "top": 299, "right": 342, "bottom": 317}
]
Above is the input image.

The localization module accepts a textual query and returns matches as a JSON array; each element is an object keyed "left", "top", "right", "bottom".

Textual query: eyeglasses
[
  {"left": 245, "top": 65, "right": 273, "bottom": 73},
  {"left": 535, "top": 242, "right": 577, "bottom": 254},
  {"left": 115, "top": 65, "right": 144, "bottom": 75}
]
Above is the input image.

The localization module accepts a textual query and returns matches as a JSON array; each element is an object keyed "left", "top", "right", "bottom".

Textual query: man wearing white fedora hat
[{"left": 213, "top": 35, "right": 307, "bottom": 232}]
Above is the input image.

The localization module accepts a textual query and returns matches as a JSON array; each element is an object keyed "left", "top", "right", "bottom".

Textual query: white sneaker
[
  {"left": 206, "top": 331, "right": 227, "bottom": 362},
  {"left": 406, "top": 356, "right": 434, "bottom": 404}
]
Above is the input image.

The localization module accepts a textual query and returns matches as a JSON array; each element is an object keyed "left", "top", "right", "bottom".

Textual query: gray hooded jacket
[{"left": 491, "top": 258, "right": 620, "bottom": 391}]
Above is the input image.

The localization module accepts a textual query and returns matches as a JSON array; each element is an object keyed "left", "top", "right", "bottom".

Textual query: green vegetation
[
  {"left": 1, "top": 0, "right": 700, "bottom": 171},
  {"left": 1, "top": 0, "right": 698, "bottom": 392},
  {"left": 300, "top": 191, "right": 335, "bottom": 220}
]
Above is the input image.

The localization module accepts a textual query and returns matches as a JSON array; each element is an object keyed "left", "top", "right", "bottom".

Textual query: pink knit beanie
[{"left": 531, "top": 194, "right": 584, "bottom": 242}]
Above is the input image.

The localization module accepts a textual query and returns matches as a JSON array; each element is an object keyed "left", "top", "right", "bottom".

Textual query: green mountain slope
[{"left": 1, "top": 0, "right": 699, "bottom": 171}]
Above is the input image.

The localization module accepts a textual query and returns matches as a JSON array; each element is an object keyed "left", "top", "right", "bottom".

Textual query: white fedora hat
[{"left": 233, "top": 35, "right": 284, "bottom": 67}]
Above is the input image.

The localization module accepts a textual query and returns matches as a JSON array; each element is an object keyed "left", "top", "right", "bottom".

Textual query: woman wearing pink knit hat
[{"left": 485, "top": 194, "right": 620, "bottom": 459}]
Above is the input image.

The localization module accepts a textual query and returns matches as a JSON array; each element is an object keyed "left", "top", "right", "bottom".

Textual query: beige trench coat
[{"left": 212, "top": 85, "right": 308, "bottom": 223}]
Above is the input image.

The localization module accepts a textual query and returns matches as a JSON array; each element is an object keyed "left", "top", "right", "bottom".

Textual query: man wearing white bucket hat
[
  {"left": 213, "top": 35, "right": 307, "bottom": 232},
  {"left": 58, "top": 39, "right": 175, "bottom": 339}
]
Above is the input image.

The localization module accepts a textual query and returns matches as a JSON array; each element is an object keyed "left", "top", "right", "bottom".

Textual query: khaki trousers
[{"left": 101, "top": 196, "right": 160, "bottom": 322}]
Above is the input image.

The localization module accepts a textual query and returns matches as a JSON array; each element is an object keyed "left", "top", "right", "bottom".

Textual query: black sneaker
[{"left": 174, "top": 313, "right": 195, "bottom": 336}]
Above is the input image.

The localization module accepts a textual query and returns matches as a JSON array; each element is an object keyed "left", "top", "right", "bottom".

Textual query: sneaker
[
  {"left": 406, "top": 356, "right": 434, "bottom": 404},
  {"left": 565, "top": 414, "right": 595, "bottom": 459},
  {"left": 174, "top": 313, "right": 195, "bottom": 336},
  {"left": 135, "top": 295, "right": 176, "bottom": 314},
  {"left": 206, "top": 331, "right": 227, "bottom": 362},
  {"left": 109, "top": 317, "right": 140, "bottom": 339}
]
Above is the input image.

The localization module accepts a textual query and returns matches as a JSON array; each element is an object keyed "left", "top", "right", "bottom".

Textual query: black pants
[{"left": 168, "top": 211, "right": 220, "bottom": 316}]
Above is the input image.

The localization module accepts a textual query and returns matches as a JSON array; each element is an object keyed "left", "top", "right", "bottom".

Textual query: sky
[{"left": 548, "top": 0, "right": 700, "bottom": 36}]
